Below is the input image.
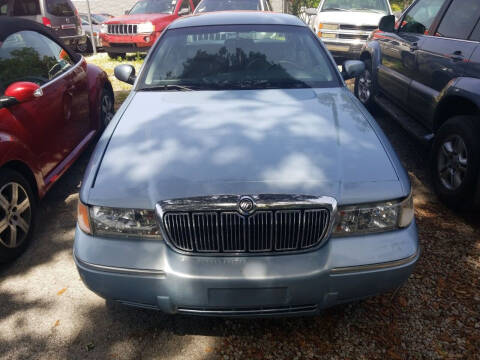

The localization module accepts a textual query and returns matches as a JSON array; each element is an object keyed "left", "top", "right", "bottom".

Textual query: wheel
[
  {"left": 100, "top": 86, "right": 115, "bottom": 128},
  {"left": 0, "top": 169, "right": 36, "bottom": 263},
  {"left": 77, "top": 38, "right": 92, "bottom": 54},
  {"left": 354, "top": 59, "right": 377, "bottom": 111},
  {"left": 108, "top": 52, "right": 126, "bottom": 60},
  {"left": 430, "top": 116, "right": 480, "bottom": 210}
]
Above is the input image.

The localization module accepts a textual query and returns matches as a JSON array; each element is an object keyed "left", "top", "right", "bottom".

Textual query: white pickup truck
[{"left": 304, "top": 0, "right": 393, "bottom": 60}]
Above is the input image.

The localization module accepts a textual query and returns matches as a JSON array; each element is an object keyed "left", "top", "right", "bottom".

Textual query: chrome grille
[
  {"left": 107, "top": 24, "right": 138, "bottom": 35},
  {"left": 163, "top": 208, "right": 330, "bottom": 254},
  {"left": 339, "top": 24, "right": 378, "bottom": 31}
]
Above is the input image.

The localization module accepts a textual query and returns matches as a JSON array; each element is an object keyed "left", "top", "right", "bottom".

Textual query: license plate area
[{"left": 208, "top": 288, "right": 288, "bottom": 307}]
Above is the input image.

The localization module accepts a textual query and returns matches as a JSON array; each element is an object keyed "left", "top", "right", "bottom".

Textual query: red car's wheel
[{"left": 0, "top": 169, "right": 36, "bottom": 263}]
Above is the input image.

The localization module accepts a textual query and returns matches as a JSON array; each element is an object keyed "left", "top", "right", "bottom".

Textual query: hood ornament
[{"left": 238, "top": 196, "right": 256, "bottom": 215}]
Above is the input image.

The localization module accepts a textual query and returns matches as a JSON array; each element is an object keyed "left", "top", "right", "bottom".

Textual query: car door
[
  {"left": 377, "top": 0, "right": 445, "bottom": 106},
  {"left": 411, "top": 0, "right": 480, "bottom": 126},
  {"left": 0, "top": 30, "right": 88, "bottom": 179}
]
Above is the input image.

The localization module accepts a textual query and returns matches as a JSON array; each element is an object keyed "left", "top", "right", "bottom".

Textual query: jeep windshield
[
  {"left": 322, "top": 0, "right": 388, "bottom": 13},
  {"left": 139, "top": 25, "right": 339, "bottom": 91},
  {"left": 129, "top": 0, "right": 176, "bottom": 15},
  {"left": 194, "top": 0, "right": 260, "bottom": 13}
]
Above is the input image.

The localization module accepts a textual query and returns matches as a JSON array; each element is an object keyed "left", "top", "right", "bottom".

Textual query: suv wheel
[
  {"left": 0, "top": 169, "right": 36, "bottom": 263},
  {"left": 431, "top": 116, "right": 480, "bottom": 210},
  {"left": 108, "top": 52, "right": 126, "bottom": 60},
  {"left": 77, "top": 38, "right": 93, "bottom": 54},
  {"left": 354, "top": 59, "right": 376, "bottom": 110}
]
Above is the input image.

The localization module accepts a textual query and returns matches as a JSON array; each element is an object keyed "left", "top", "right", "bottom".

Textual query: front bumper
[
  {"left": 322, "top": 38, "right": 366, "bottom": 59},
  {"left": 74, "top": 221, "right": 419, "bottom": 317},
  {"left": 100, "top": 32, "right": 158, "bottom": 53},
  {"left": 61, "top": 34, "right": 87, "bottom": 46}
]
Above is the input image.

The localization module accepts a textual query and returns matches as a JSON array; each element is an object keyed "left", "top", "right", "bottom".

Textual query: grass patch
[{"left": 86, "top": 53, "right": 145, "bottom": 109}]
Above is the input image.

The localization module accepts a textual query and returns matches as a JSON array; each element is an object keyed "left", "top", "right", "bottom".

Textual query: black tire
[
  {"left": 99, "top": 86, "right": 115, "bottom": 129},
  {"left": 0, "top": 169, "right": 36, "bottom": 263},
  {"left": 430, "top": 116, "right": 480, "bottom": 211},
  {"left": 354, "top": 59, "right": 377, "bottom": 112},
  {"left": 108, "top": 52, "right": 126, "bottom": 60},
  {"left": 77, "top": 38, "right": 93, "bottom": 54}
]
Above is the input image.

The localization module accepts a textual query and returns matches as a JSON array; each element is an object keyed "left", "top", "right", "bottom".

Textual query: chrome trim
[
  {"left": 177, "top": 304, "right": 318, "bottom": 315},
  {"left": 74, "top": 252, "right": 166, "bottom": 277},
  {"left": 39, "top": 57, "right": 84, "bottom": 91},
  {"left": 330, "top": 250, "right": 420, "bottom": 275},
  {"left": 156, "top": 195, "right": 337, "bottom": 256}
]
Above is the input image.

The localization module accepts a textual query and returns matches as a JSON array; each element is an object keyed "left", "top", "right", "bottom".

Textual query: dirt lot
[{"left": 0, "top": 57, "right": 479, "bottom": 359}]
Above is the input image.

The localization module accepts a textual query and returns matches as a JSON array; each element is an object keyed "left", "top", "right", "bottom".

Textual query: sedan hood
[{"left": 88, "top": 88, "right": 405, "bottom": 208}]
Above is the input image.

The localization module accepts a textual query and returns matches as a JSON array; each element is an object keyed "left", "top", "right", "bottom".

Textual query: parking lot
[{"left": 1, "top": 55, "right": 479, "bottom": 359}]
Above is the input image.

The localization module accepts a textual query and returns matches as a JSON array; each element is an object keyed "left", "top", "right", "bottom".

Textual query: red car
[
  {"left": 0, "top": 17, "right": 114, "bottom": 262},
  {"left": 100, "top": 0, "right": 196, "bottom": 58}
]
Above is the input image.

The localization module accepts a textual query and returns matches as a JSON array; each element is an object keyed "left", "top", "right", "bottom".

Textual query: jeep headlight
[
  {"left": 100, "top": 24, "right": 108, "bottom": 33},
  {"left": 333, "top": 194, "right": 414, "bottom": 236},
  {"left": 78, "top": 202, "right": 162, "bottom": 239},
  {"left": 137, "top": 22, "right": 155, "bottom": 34}
]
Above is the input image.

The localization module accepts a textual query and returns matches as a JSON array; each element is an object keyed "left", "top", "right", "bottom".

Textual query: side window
[
  {"left": 471, "top": 21, "right": 480, "bottom": 42},
  {"left": 0, "top": 31, "right": 75, "bottom": 93},
  {"left": 179, "top": 0, "right": 192, "bottom": 15},
  {"left": 399, "top": 0, "right": 445, "bottom": 35},
  {"left": 12, "top": 0, "right": 40, "bottom": 16},
  {"left": 436, "top": 0, "right": 480, "bottom": 40},
  {"left": 0, "top": 0, "right": 9, "bottom": 16}
]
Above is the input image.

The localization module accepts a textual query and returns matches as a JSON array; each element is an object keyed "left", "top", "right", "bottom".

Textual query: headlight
[
  {"left": 318, "top": 23, "right": 339, "bottom": 30},
  {"left": 100, "top": 24, "right": 108, "bottom": 33},
  {"left": 81, "top": 205, "right": 162, "bottom": 239},
  {"left": 137, "top": 22, "right": 155, "bottom": 34},
  {"left": 334, "top": 194, "right": 414, "bottom": 236}
]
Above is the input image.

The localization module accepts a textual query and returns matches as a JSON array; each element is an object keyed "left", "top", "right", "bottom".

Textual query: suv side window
[
  {"left": 0, "top": 0, "right": 9, "bottom": 16},
  {"left": 12, "top": 0, "right": 40, "bottom": 16},
  {"left": 436, "top": 0, "right": 480, "bottom": 40},
  {"left": 471, "top": 20, "right": 480, "bottom": 42},
  {"left": 0, "top": 31, "right": 75, "bottom": 93},
  {"left": 399, "top": 0, "right": 445, "bottom": 34}
]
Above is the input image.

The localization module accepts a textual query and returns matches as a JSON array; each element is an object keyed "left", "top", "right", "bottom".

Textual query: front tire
[
  {"left": 354, "top": 59, "right": 376, "bottom": 111},
  {"left": 108, "top": 52, "right": 126, "bottom": 60},
  {"left": 77, "top": 38, "right": 92, "bottom": 54},
  {"left": 0, "top": 169, "right": 36, "bottom": 263},
  {"left": 100, "top": 86, "right": 115, "bottom": 129},
  {"left": 430, "top": 116, "right": 480, "bottom": 210}
]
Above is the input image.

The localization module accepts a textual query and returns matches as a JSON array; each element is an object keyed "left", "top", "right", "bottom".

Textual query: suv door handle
[
  {"left": 410, "top": 42, "right": 418, "bottom": 52},
  {"left": 451, "top": 50, "right": 464, "bottom": 61}
]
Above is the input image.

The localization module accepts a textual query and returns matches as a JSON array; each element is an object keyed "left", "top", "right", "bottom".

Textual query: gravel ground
[{"left": 0, "top": 91, "right": 479, "bottom": 360}]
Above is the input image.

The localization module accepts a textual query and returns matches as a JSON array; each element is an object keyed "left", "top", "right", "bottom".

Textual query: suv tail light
[{"left": 42, "top": 17, "right": 52, "bottom": 27}]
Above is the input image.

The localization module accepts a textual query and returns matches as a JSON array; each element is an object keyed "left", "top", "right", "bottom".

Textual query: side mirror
[
  {"left": 305, "top": 8, "right": 317, "bottom": 16},
  {"left": 178, "top": 8, "right": 190, "bottom": 16},
  {"left": 5, "top": 81, "right": 42, "bottom": 102},
  {"left": 114, "top": 64, "right": 136, "bottom": 85},
  {"left": 379, "top": 15, "right": 395, "bottom": 33},
  {"left": 124, "top": 9, "right": 129, "bottom": 15},
  {"left": 342, "top": 60, "right": 365, "bottom": 80}
]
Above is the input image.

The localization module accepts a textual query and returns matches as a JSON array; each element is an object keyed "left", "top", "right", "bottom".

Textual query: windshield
[
  {"left": 46, "top": 0, "right": 75, "bottom": 17},
  {"left": 139, "top": 25, "right": 339, "bottom": 91},
  {"left": 321, "top": 0, "right": 388, "bottom": 13},
  {"left": 129, "top": 0, "right": 176, "bottom": 14},
  {"left": 194, "top": 0, "right": 260, "bottom": 13}
]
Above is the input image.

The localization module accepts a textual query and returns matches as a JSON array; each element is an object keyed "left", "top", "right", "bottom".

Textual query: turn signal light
[
  {"left": 42, "top": 17, "right": 52, "bottom": 27},
  {"left": 77, "top": 201, "right": 92, "bottom": 234}
]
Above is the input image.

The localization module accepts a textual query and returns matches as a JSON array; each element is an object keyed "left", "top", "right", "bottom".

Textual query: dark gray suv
[
  {"left": 355, "top": 0, "right": 480, "bottom": 211},
  {"left": 0, "top": 0, "right": 86, "bottom": 49}
]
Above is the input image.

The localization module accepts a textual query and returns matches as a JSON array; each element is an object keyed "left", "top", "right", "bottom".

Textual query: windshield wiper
[
  {"left": 322, "top": 7, "right": 350, "bottom": 11},
  {"left": 350, "top": 8, "right": 385, "bottom": 13},
  {"left": 138, "top": 84, "right": 195, "bottom": 92}
]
